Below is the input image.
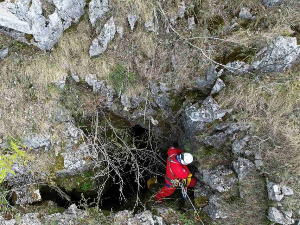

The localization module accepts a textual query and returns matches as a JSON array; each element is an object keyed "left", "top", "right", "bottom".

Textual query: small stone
[
  {"left": 71, "top": 74, "right": 80, "bottom": 82},
  {"left": 255, "top": 159, "right": 264, "bottom": 168},
  {"left": 255, "top": 151, "right": 262, "bottom": 160},
  {"left": 239, "top": 7, "right": 253, "bottom": 20},
  {"left": 268, "top": 207, "right": 295, "bottom": 225},
  {"left": 282, "top": 186, "right": 293, "bottom": 196},
  {"left": 211, "top": 78, "right": 225, "bottom": 95},
  {"left": 267, "top": 180, "right": 284, "bottom": 202},
  {"left": 232, "top": 157, "right": 254, "bottom": 181},
  {"left": 188, "top": 17, "right": 195, "bottom": 30},
  {"left": 263, "top": 0, "right": 284, "bottom": 8},
  {"left": 117, "top": 26, "right": 124, "bottom": 39},
  {"left": 128, "top": 14, "right": 139, "bottom": 31},
  {"left": 178, "top": 2, "right": 185, "bottom": 18},
  {"left": 0, "top": 48, "right": 9, "bottom": 59},
  {"left": 89, "top": 0, "right": 109, "bottom": 26}
]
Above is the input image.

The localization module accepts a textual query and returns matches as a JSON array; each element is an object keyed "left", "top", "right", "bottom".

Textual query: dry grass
[{"left": 215, "top": 67, "right": 300, "bottom": 216}]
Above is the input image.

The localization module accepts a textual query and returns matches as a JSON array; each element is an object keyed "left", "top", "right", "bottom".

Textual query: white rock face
[
  {"left": 89, "top": 16, "right": 116, "bottom": 57},
  {"left": 0, "top": 0, "right": 86, "bottom": 50},
  {"left": 251, "top": 36, "right": 300, "bottom": 73},
  {"left": 89, "top": 0, "right": 109, "bottom": 26}
]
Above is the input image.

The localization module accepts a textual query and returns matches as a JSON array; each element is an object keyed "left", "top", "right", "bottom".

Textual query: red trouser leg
[{"left": 155, "top": 185, "right": 176, "bottom": 202}]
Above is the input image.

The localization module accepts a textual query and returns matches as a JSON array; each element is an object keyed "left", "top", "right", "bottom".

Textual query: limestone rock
[
  {"left": 89, "top": 16, "right": 116, "bottom": 57},
  {"left": 145, "top": 9, "right": 159, "bottom": 33},
  {"left": 232, "top": 135, "right": 250, "bottom": 154},
  {"left": 85, "top": 74, "right": 116, "bottom": 107},
  {"left": 194, "top": 66, "right": 222, "bottom": 93},
  {"left": 113, "top": 210, "right": 163, "bottom": 225},
  {"left": 232, "top": 157, "right": 254, "bottom": 181},
  {"left": 54, "top": 75, "right": 67, "bottom": 89},
  {"left": 211, "top": 78, "right": 225, "bottom": 95},
  {"left": 150, "top": 82, "right": 172, "bottom": 117},
  {"left": 239, "top": 7, "right": 254, "bottom": 20},
  {"left": 178, "top": 2, "right": 185, "bottom": 18},
  {"left": 0, "top": 216, "right": 16, "bottom": 225},
  {"left": 267, "top": 180, "right": 294, "bottom": 201},
  {"left": 52, "top": 0, "right": 86, "bottom": 29},
  {"left": 19, "top": 213, "right": 42, "bottom": 225},
  {"left": 12, "top": 185, "right": 41, "bottom": 206},
  {"left": 71, "top": 73, "right": 80, "bottom": 83},
  {"left": 282, "top": 186, "right": 294, "bottom": 196},
  {"left": 128, "top": 14, "right": 139, "bottom": 31},
  {"left": 204, "top": 195, "right": 228, "bottom": 220},
  {"left": 203, "top": 123, "right": 249, "bottom": 149},
  {"left": 225, "top": 61, "right": 250, "bottom": 74},
  {"left": 24, "top": 134, "right": 51, "bottom": 150},
  {"left": 255, "top": 159, "right": 264, "bottom": 168},
  {"left": 202, "top": 166, "right": 237, "bottom": 193},
  {"left": 268, "top": 207, "right": 295, "bottom": 225},
  {"left": 183, "top": 96, "right": 231, "bottom": 138},
  {"left": 263, "top": 0, "right": 284, "bottom": 8},
  {"left": 89, "top": 0, "right": 109, "bottom": 26},
  {"left": 0, "top": 48, "right": 9, "bottom": 59},
  {"left": 251, "top": 36, "right": 300, "bottom": 73},
  {"left": 188, "top": 17, "right": 195, "bottom": 30}
]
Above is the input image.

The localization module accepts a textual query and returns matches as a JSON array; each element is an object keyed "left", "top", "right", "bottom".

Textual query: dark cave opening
[{"left": 37, "top": 124, "right": 165, "bottom": 212}]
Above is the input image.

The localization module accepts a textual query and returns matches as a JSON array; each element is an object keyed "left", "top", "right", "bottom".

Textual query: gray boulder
[
  {"left": 225, "top": 60, "right": 250, "bottom": 74},
  {"left": 232, "top": 135, "right": 250, "bottom": 154},
  {"left": 211, "top": 78, "right": 225, "bottom": 95},
  {"left": 263, "top": 0, "right": 284, "bottom": 8},
  {"left": 183, "top": 96, "right": 231, "bottom": 138},
  {"left": 267, "top": 180, "right": 294, "bottom": 201},
  {"left": 202, "top": 166, "right": 237, "bottom": 193},
  {"left": 204, "top": 195, "right": 228, "bottom": 220},
  {"left": 268, "top": 207, "right": 295, "bottom": 225},
  {"left": 1, "top": 0, "right": 86, "bottom": 50},
  {"left": 12, "top": 185, "right": 41, "bottom": 206},
  {"left": 232, "top": 157, "right": 254, "bottom": 181},
  {"left": 24, "top": 134, "right": 51, "bottom": 150},
  {"left": 89, "top": 16, "right": 116, "bottom": 57},
  {"left": 203, "top": 123, "right": 250, "bottom": 149},
  {"left": 128, "top": 14, "right": 139, "bottom": 31},
  {"left": 239, "top": 7, "right": 254, "bottom": 20},
  {"left": 150, "top": 82, "right": 172, "bottom": 117},
  {"left": 89, "top": 0, "right": 109, "bottom": 26},
  {"left": 194, "top": 66, "right": 223, "bottom": 94},
  {"left": 251, "top": 36, "right": 300, "bottom": 73},
  {"left": 0, "top": 48, "right": 9, "bottom": 59}
]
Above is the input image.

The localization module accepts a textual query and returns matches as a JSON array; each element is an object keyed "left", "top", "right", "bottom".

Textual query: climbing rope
[{"left": 180, "top": 182, "right": 205, "bottom": 225}]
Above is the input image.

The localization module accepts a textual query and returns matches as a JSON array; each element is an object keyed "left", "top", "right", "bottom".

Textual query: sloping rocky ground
[{"left": 1, "top": 0, "right": 300, "bottom": 224}]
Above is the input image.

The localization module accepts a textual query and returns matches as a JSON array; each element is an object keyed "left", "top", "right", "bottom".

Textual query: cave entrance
[{"left": 38, "top": 124, "right": 165, "bottom": 212}]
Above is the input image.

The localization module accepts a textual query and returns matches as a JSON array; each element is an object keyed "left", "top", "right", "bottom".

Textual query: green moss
[
  {"left": 55, "top": 153, "right": 64, "bottom": 171},
  {"left": 194, "top": 196, "right": 209, "bottom": 208},
  {"left": 56, "top": 170, "right": 95, "bottom": 192}
]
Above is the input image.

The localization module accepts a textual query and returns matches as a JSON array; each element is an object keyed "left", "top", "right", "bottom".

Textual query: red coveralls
[{"left": 155, "top": 147, "right": 197, "bottom": 202}]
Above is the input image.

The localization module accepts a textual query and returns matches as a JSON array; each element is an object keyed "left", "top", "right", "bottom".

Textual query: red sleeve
[
  {"left": 172, "top": 164, "right": 190, "bottom": 179},
  {"left": 167, "top": 147, "right": 183, "bottom": 156}
]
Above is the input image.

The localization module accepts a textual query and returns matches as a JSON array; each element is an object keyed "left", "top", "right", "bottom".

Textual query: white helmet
[{"left": 179, "top": 153, "right": 193, "bottom": 165}]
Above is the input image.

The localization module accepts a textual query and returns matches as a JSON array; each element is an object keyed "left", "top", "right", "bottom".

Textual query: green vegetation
[
  {"left": 108, "top": 64, "right": 139, "bottom": 94},
  {"left": 0, "top": 140, "right": 29, "bottom": 183}
]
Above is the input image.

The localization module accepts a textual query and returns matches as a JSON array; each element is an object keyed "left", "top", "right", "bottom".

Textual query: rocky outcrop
[
  {"left": 226, "top": 36, "right": 300, "bottom": 74},
  {"left": 0, "top": 0, "right": 86, "bottom": 50},
  {"left": 202, "top": 166, "right": 237, "bottom": 193},
  {"left": 267, "top": 180, "right": 294, "bottom": 201},
  {"left": 232, "top": 135, "right": 250, "bottom": 154},
  {"left": 89, "top": 0, "right": 109, "bottom": 26},
  {"left": 204, "top": 195, "right": 228, "bottom": 220},
  {"left": 11, "top": 185, "right": 41, "bottom": 206},
  {"left": 268, "top": 207, "right": 295, "bottom": 225},
  {"left": 232, "top": 157, "right": 254, "bottom": 181},
  {"left": 113, "top": 210, "right": 163, "bottom": 225},
  {"left": 182, "top": 96, "right": 231, "bottom": 138},
  {"left": 89, "top": 17, "right": 116, "bottom": 57}
]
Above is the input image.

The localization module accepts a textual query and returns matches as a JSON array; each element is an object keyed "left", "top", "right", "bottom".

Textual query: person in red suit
[{"left": 155, "top": 147, "right": 197, "bottom": 203}]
